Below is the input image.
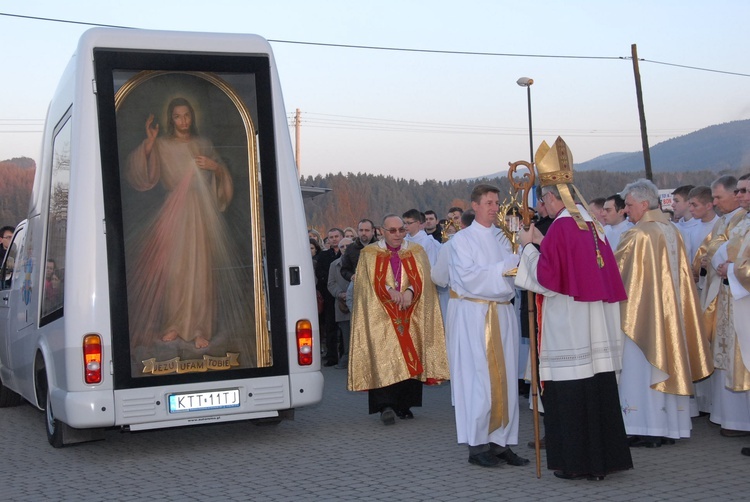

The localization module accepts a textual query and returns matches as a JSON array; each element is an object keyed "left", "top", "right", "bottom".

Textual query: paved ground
[{"left": 1, "top": 366, "right": 749, "bottom": 501}]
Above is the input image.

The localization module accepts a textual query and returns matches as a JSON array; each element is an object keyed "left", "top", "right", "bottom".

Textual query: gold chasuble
[
  {"left": 724, "top": 217, "right": 750, "bottom": 391},
  {"left": 348, "top": 241, "right": 450, "bottom": 392},
  {"left": 616, "top": 209, "right": 713, "bottom": 395},
  {"left": 693, "top": 209, "right": 747, "bottom": 342}
]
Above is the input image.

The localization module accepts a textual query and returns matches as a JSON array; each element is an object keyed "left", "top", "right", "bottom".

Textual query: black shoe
[
  {"left": 660, "top": 437, "right": 676, "bottom": 446},
  {"left": 380, "top": 407, "right": 396, "bottom": 426},
  {"left": 395, "top": 409, "right": 414, "bottom": 419},
  {"left": 554, "top": 471, "right": 587, "bottom": 480},
  {"left": 527, "top": 436, "right": 546, "bottom": 449},
  {"left": 628, "top": 435, "right": 661, "bottom": 448},
  {"left": 742, "top": 447, "right": 750, "bottom": 457},
  {"left": 468, "top": 451, "right": 501, "bottom": 468},
  {"left": 720, "top": 428, "right": 750, "bottom": 437},
  {"left": 497, "top": 448, "right": 530, "bottom": 466}
]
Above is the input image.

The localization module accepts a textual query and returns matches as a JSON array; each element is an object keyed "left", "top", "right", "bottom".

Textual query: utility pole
[
  {"left": 631, "top": 44, "right": 653, "bottom": 181},
  {"left": 294, "top": 108, "right": 302, "bottom": 175}
]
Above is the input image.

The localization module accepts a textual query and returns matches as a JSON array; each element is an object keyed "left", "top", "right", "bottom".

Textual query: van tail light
[
  {"left": 83, "top": 334, "right": 102, "bottom": 384},
  {"left": 296, "top": 320, "right": 313, "bottom": 366}
]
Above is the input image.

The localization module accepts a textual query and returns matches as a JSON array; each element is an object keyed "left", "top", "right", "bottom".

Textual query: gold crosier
[
  {"left": 501, "top": 158, "right": 542, "bottom": 478},
  {"left": 496, "top": 160, "right": 536, "bottom": 259}
]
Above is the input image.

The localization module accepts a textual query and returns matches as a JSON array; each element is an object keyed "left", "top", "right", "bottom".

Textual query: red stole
[{"left": 373, "top": 249, "right": 424, "bottom": 377}]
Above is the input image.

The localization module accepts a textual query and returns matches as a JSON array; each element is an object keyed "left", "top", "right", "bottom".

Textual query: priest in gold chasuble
[
  {"left": 616, "top": 179, "right": 713, "bottom": 446},
  {"left": 348, "top": 214, "right": 449, "bottom": 425},
  {"left": 691, "top": 175, "right": 750, "bottom": 429},
  {"left": 708, "top": 174, "right": 750, "bottom": 435}
]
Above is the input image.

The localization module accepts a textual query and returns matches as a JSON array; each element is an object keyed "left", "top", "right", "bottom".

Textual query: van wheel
[
  {"left": 0, "top": 379, "right": 22, "bottom": 407},
  {"left": 45, "top": 388, "right": 65, "bottom": 448}
]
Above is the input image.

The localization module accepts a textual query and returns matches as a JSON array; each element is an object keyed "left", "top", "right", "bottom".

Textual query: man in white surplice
[
  {"left": 403, "top": 208, "right": 442, "bottom": 266},
  {"left": 446, "top": 184, "right": 528, "bottom": 468}
]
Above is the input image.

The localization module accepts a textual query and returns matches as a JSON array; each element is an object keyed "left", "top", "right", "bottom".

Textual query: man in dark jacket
[
  {"left": 340, "top": 219, "right": 377, "bottom": 282},
  {"left": 424, "top": 210, "right": 443, "bottom": 243},
  {"left": 317, "top": 227, "right": 343, "bottom": 366}
]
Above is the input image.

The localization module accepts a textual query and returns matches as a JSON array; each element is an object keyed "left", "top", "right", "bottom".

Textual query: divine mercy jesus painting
[{"left": 114, "top": 70, "right": 270, "bottom": 377}]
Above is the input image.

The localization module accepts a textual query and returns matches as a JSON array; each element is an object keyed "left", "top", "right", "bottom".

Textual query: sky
[{"left": 1, "top": 1, "right": 749, "bottom": 182}]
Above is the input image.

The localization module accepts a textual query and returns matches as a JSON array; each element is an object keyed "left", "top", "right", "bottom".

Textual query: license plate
[{"left": 168, "top": 388, "right": 241, "bottom": 413}]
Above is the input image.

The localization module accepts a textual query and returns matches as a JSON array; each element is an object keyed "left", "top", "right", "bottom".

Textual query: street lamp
[{"left": 516, "top": 77, "right": 534, "bottom": 164}]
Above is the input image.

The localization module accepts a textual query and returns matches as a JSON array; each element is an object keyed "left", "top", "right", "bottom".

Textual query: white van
[{"left": 0, "top": 28, "right": 323, "bottom": 447}]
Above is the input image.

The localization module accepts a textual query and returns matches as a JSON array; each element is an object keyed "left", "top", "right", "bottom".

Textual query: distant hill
[{"left": 577, "top": 119, "right": 750, "bottom": 172}]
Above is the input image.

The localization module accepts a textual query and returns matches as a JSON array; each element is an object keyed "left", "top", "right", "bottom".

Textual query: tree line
[
  {"left": 1, "top": 157, "right": 740, "bottom": 235},
  {"left": 0, "top": 159, "right": 35, "bottom": 228},
  {"left": 302, "top": 169, "right": 741, "bottom": 232}
]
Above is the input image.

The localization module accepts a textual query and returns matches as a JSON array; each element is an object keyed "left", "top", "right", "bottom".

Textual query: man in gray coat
[{"left": 328, "top": 238, "right": 353, "bottom": 369}]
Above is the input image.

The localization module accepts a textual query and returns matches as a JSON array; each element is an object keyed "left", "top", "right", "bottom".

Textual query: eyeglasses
[
  {"left": 734, "top": 188, "right": 748, "bottom": 194},
  {"left": 403, "top": 220, "right": 419, "bottom": 226},
  {"left": 1, "top": 235, "right": 12, "bottom": 240},
  {"left": 383, "top": 227, "right": 407, "bottom": 235}
]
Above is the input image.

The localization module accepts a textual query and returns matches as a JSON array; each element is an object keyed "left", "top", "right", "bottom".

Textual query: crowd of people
[{"left": 306, "top": 137, "right": 750, "bottom": 479}]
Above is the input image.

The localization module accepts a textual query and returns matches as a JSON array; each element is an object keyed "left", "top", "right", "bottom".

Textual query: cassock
[
  {"left": 516, "top": 206, "right": 632, "bottom": 477},
  {"left": 348, "top": 240, "right": 449, "bottom": 414},
  {"left": 447, "top": 220, "right": 520, "bottom": 448},
  {"left": 616, "top": 209, "right": 713, "bottom": 439}
]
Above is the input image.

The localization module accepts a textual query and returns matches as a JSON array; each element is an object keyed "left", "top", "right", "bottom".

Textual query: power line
[
  {"left": 287, "top": 111, "right": 692, "bottom": 138},
  {"left": 1, "top": 11, "right": 748, "bottom": 77},
  {"left": 0, "top": 11, "right": 132, "bottom": 29},
  {"left": 268, "top": 38, "right": 623, "bottom": 61},
  {"left": 641, "top": 58, "right": 750, "bottom": 78}
]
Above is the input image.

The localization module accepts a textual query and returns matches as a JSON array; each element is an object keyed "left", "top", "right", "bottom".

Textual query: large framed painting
[{"left": 113, "top": 70, "right": 271, "bottom": 379}]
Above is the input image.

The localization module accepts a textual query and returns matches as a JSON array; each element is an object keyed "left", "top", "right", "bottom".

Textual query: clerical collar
[{"left": 386, "top": 244, "right": 401, "bottom": 252}]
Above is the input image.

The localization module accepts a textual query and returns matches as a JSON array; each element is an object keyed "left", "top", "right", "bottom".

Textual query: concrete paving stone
[{"left": 2, "top": 365, "right": 750, "bottom": 500}]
